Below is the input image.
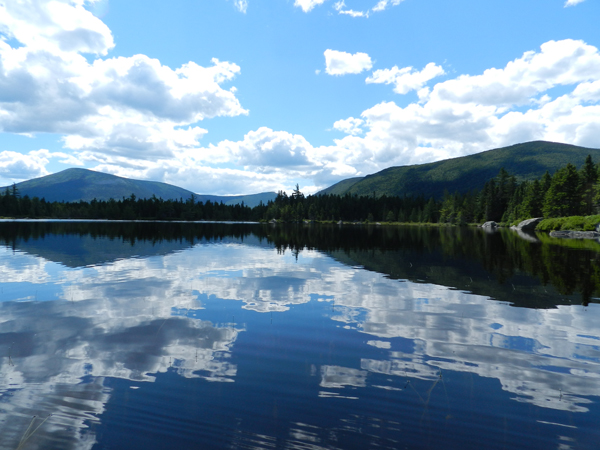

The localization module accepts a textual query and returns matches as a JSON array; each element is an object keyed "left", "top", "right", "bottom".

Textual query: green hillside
[
  {"left": 319, "top": 141, "right": 600, "bottom": 199},
  {"left": 318, "top": 177, "right": 363, "bottom": 196},
  {"left": 3, "top": 168, "right": 196, "bottom": 202},
  {"left": 2, "top": 168, "right": 277, "bottom": 205}
]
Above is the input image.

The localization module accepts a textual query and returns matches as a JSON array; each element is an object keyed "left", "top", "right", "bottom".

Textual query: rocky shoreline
[
  {"left": 548, "top": 230, "right": 600, "bottom": 239},
  {"left": 482, "top": 217, "right": 600, "bottom": 240}
]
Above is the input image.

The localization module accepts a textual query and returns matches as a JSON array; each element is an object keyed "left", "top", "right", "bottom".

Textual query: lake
[{"left": 0, "top": 221, "right": 599, "bottom": 450}]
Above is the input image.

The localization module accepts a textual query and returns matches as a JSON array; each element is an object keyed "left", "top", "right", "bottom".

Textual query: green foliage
[
  {"left": 319, "top": 141, "right": 600, "bottom": 199},
  {"left": 536, "top": 215, "right": 600, "bottom": 232},
  {"left": 542, "top": 163, "right": 581, "bottom": 217}
]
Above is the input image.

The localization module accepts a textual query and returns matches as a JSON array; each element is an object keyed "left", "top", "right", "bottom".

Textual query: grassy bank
[{"left": 536, "top": 215, "right": 600, "bottom": 232}]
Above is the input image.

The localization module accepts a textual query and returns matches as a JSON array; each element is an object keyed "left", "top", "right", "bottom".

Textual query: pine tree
[
  {"left": 521, "top": 179, "right": 543, "bottom": 218},
  {"left": 543, "top": 163, "right": 581, "bottom": 218},
  {"left": 580, "top": 155, "right": 598, "bottom": 215}
]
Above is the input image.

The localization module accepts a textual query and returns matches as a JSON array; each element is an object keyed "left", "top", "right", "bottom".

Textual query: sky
[{"left": 0, "top": 0, "right": 599, "bottom": 195}]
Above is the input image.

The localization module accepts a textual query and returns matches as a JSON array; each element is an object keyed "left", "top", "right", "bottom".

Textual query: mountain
[
  {"left": 3, "top": 168, "right": 276, "bottom": 205},
  {"left": 3, "top": 168, "right": 196, "bottom": 202},
  {"left": 318, "top": 141, "right": 600, "bottom": 199}
]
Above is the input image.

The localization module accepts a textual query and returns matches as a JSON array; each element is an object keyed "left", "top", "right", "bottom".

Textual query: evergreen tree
[
  {"left": 580, "top": 155, "right": 598, "bottom": 215},
  {"left": 521, "top": 179, "right": 544, "bottom": 218},
  {"left": 543, "top": 163, "right": 581, "bottom": 218}
]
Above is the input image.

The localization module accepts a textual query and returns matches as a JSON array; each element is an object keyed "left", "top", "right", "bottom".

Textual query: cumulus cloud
[
  {"left": 225, "top": 127, "right": 314, "bottom": 169},
  {"left": 0, "top": 149, "right": 84, "bottom": 185},
  {"left": 8, "top": 39, "right": 600, "bottom": 195},
  {"left": 0, "top": 0, "right": 246, "bottom": 165},
  {"left": 333, "top": 117, "right": 364, "bottom": 135},
  {"left": 81, "top": 39, "right": 600, "bottom": 193},
  {"left": 54, "top": 35, "right": 600, "bottom": 193},
  {"left": 0, "top": 150, "right": 49, "bottom": 183},
  {"left": 294, "top": 0, "right": 327, "bottom": 13},
  {"left": 2, "top": 1, "right": 600, "bottom": 198},
  {"left": 565, "top": 0, "right": 586, "bottom": 6},
  {"left": 366, "top": 62, "right": 445, "bottom": 94},
  {"left": 324, "top": 49, "right": 373, "bottom": 76},
  {"left": 0, "top": 0, "right": 114, "bottom": 55},
  {"left": 329, "top": 39, "right": 600, "bottom": 174}
]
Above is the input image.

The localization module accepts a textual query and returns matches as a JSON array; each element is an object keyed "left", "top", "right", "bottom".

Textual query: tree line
[
  {"left": 264, "top": 155, "right": 600, "bottom": 224},
  {"left": 1, "top": 155, "right": 599, "bottom": 223}
]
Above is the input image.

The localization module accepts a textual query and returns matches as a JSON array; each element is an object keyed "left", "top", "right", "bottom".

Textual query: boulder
[
  {"left": 515, "top": 217, "right": 543, "bottom": 231},
  {"left": 481, "top": 221, "right": 497, "bottom": 228}
]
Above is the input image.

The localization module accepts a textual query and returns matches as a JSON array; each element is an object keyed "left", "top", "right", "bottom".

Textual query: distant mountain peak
[
  {"left": 317, "top": 141, "right": 600, "bottom": 199},
  {"left": 4, "top": 168, "right": 277, "bottom": 206}
]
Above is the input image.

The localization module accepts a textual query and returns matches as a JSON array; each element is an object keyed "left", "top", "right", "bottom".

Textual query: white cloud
[
  {"left": 75, "top": 127, "right": 323, "bottom": 195},
  {"left": 2, "top": 1, "right": 599, "bottom": 197},
  {"left": 299, "top": 0, "right": 405, "bottom": 16},
  {"left": 223, "top": 127, "right": 315, "bottom": 170},
  {"left": 328, "top": 39, "right": 600, "bottom": 174},
  {"left": 372, "top": 0, "right": 404, "bottom": 12},
  {"left": 366, "top": 62, "right": 445, "bottom": 94},
  {"left": 0, "top": 149, "right": 84, "bottom": 185},
  {"left": 0, "top": 150, "right": 49, "bottom": 183},
  {"left": 324, "top": 49, "right": 373, "bottom": 76},
  {"left": 9, "top": 38, "right": 600, "bottom": 195},
  {"left": 294, "top": 0, "right": 327, "bottom": 13},
  {"left": 333, "top": 117, "right": 364, "bottom": 135},
  {"left": 339, "top": 9, "right": 368, "bottom": 17},
  {"left": 0, "top": 0, "right": 246, "bottom": 164},
  {"left": 334, "top": 1, "right": 369, "bottom": 17},
  {"left": 565, "top": 0, "right": 586, "bottom": 6},
  {"left": 0, "top": 0, "right": 114, "bottom": 55},
  {"left": 234, "top": 0, "right": 248, "bottom": 13},
  {"left": 332, "top": 0, "right": 404, "bottom": 17}
]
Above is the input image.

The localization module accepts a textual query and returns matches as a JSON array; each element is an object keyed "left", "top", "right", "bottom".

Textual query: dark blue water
[{"left": 0, "top": 223, "right": 599, "bottom": 449}]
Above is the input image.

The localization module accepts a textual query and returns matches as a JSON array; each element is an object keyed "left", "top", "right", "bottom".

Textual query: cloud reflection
[
  {"left": 1, "top": 232, "right": 600, "bottom": 448},
  {"left": 167, "top": 244, "right": 600, "bottom": 414},
  {"left": 0, "top": 246, "right": 240, "bottom": 449}
]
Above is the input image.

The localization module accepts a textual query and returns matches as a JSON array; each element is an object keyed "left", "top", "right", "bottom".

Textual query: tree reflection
[{"left": 2, "top": 221, "right": 600, "bottom": 307}]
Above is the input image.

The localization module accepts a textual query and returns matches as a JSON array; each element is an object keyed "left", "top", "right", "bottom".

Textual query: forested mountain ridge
[
  {"left": 2, "top": 168, "right": 276, "bottom": 206},
  {"left": 2, "top": 168, "right": 195, "bottom": 202},
  {"left": 319, "top": 141, "right": 600, "bottom": 199}
]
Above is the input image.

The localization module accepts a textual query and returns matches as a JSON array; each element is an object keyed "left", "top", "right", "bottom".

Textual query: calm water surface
[{"left": 0, "top": 222, "right": 599, "bottom": 449}]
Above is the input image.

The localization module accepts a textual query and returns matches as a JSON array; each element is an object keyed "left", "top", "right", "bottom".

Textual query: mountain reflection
[{"left": 1, "top": 222, "right": 599, "bottom": 449}]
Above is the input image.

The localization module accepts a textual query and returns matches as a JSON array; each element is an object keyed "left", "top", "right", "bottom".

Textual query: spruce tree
[
  {"left": 543, "top": 164, "right": 581, "bottom": 218},
  {"left": 580, "top": 155, "right": 598, "bottom": 215}
]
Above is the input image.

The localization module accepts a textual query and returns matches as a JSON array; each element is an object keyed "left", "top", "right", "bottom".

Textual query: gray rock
[
  {"left": 515, "top": 217, "right": 543, "bottom": 231},
  {"left": 549, "top": 230, "right": 600, "bottom": 239},
  {"left": 481, "top": 221, "right": 497, "bottom": 228}
]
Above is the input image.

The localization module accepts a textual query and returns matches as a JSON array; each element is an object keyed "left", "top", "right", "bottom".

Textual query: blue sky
[{"left": 1, "top": 0, "right": 599, "bottom": 195}]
